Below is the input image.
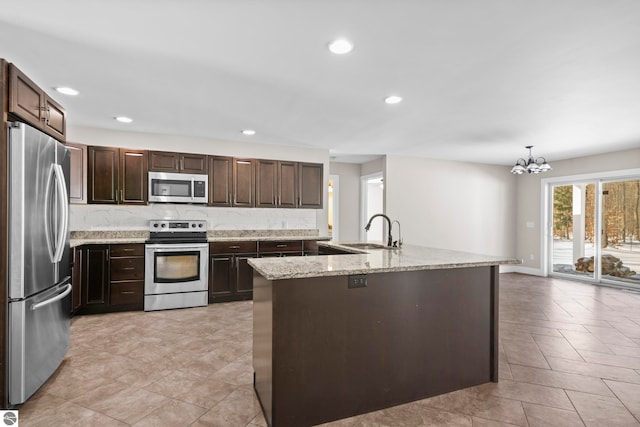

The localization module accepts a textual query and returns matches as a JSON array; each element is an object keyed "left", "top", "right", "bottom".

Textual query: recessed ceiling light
[
  {"left": 115, "top": 116, "right": 133, "bottom": 123},
  {"left": 328, "top": 39, "right": 353, "bottom": 55},
  {"left": 384, "top": 95, "right": 403, "bottom": 105},
  {"left": 241, "top": 129, "right": 256, "bottom": 136},
  {"left": 55, "top": 87, "right": 79, "bottom": 96}
]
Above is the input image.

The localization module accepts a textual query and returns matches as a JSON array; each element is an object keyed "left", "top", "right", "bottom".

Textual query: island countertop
[{"left": 248, "top": 242, "right": 522, "bottom": 280}]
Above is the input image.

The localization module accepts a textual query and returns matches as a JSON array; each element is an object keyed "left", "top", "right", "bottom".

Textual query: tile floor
[{"left": 18, "top": 273, "right": 640, "bottom": 426}]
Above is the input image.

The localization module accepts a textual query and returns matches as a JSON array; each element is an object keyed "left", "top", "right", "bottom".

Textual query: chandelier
[{"left": 510, "top": 146, "right": 552, "bottom": 174}]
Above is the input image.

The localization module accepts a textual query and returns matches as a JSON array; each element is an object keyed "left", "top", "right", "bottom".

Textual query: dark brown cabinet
[
  {"left": 8, "top": 63, "right": 66, "bottom": 141},
  {"left": 278, "top": 161, "right": 298, "bottom": 208},
  {"left": 256, "top": 160, "right": 300, "bottom": 208},
  {"left": 256, "top": 159, "right": 278, "bottom": 208},
  {"left": 76, "top": 244, "right": 145, "bottom": 314},
  {"left": 209, "top": 156, "right": 233, "bottom": 207},
  {"left": 71, "top": 247, "right": 83, "bottom": 314},
  {"left": 88, "top": 146, "right": 148, "bottom": 205},
  {"left": 149, "top": 151, "right": 208, "bottom": 174},
  {"left": 209, "top": 241, "right": 257, "bottom": 302},
  {"left": 258, "top": 240, "right": 303, "bottom": 257},
  {"left": 109, "top": 244, "right": 144, "bottom": 310},
  {"left": 66, "top": 142, "right": 87, "bottom": 204},
  {"left": 81, "top": 245, "right": 110, "bottom": 312},
  {"left": 233, "top": 158, "right": 255, "bottom": 207},
  {"left": 298, "top": 162, "right": 323, "bottom": 208}
]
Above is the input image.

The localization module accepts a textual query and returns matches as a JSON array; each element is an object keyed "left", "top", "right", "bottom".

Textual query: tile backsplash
[{"left": 70, "top": 204, "right": 317, "bottom": 231}]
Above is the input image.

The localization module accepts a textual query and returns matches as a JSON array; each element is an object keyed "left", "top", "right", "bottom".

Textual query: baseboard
[{"left": 499, "top": 265, "right": 545, "bottom": 276}]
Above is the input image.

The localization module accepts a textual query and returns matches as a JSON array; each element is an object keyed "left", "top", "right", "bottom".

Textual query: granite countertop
[
  {"left": 70, "top": 229, "right": 329, "bottom": 248},
  {"left": 248, "top": 242, "right": 522, "bottom": 280}
]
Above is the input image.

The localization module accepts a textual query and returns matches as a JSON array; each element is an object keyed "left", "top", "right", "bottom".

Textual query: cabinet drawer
[
  {"left": 210, "top": 241, "right": 257, "bottom": 254},
  {"left": 303, "top": 241, "right": 319, "bottom": 253},
  {"left": 110, "top": 281, "right": 144, "bottom": 306},
  {"left": 259, "top": 240, "right": 303, "bottom": 253},
  {"left": 110, "top": 244, "right": 144, "bottom": 257},
  {"left": 110, "top": 257, "right": 145, "bottom": 281}
]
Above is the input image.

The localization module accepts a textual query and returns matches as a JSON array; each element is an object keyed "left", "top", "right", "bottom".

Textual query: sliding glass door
[
  {"left": 549, "top": 175, "right": 640, "bottom": 287},
  {"left": 601, "top": 179, "right": 640, "bottom": 285},
  {"left": 551, "top": 182, "right": 597, "bottom": 280}
]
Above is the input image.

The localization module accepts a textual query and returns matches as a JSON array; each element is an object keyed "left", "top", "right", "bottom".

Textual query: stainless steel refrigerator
[{"left": 7, "top": 121, "right": 71, "bottom": 406}]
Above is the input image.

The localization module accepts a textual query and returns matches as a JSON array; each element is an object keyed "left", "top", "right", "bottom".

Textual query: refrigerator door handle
[
  {"left": 43, "top": 165, "right": 56, "bottom": 262},
  {"left": 31, "top": 283, "right": 72, "bottom": 311},
  {"left": 52, "top": 164, "right": 69, "bottom": 263}
]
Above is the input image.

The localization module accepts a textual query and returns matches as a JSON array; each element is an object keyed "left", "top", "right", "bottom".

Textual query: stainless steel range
[{"left": 144, "top": 220, "right": 209, "bottom": 311}]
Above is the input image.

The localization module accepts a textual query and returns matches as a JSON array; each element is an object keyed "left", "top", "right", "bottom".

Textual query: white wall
[
  {"left": 68, "top": 126, "right": 329, "bottom": 233},
  {"left": 385, "top": 155, "right": 517, "bottom": 257},
  {"left": 516, "top": 147, "right": 640, "bottom": 272},
  {"left": 328, "top": 162, "right": 361, "bottom": 241}
]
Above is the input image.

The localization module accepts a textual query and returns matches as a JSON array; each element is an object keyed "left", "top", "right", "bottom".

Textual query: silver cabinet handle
[
  {"left": 276, "top": 244, "right": 287, "bottom": 248},
  {"left": 122, "top": 267, "right": 135, "bottom": 270},
  {"left": 121, "top": 291, "right": 135, "bottom": 295},
  {"left": 229, "top": 245, "right": 241, "bottom": 249},
  {"left": 31, "top": 283, "right": 72, "bottom": 311}
]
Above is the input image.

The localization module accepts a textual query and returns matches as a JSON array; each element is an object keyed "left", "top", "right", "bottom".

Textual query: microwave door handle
[
  {"left": 43, "top": 165, "right": 56, "bottom": 262},
  {"left": 52, "top": 164, "right": 69, "bottom": 263},
  {"left": 192, "top": 179, "right": 195, "bottom": 201}
]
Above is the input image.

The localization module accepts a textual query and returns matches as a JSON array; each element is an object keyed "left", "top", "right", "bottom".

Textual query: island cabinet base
[{"left": 253, "top": 266, "right": 499, "bottom": 427}]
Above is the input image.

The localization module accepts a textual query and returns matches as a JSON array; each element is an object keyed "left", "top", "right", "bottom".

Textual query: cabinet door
[
  {"left": 298, "top": 163, "right": 323, "bottom": 208},
  {"left": 209, "top": 256, "right": 234, "bottom": 300},
  {"left": 278, "top": 161, "right": 298, "bottom": 208},
  {"left": 43, "top": 94, "right": 66, "bottom": 141},
  {"left": 209, "top": 156, "right": 232, "bottom": 206},
  {"left": 233, "top": 159, "right": 255, "bottom": 207},
  {"left": 82, "top": 246, "right": 109, "bottom": 307},
  {"left": 71, "top": 247, "right": 83, "bottom": 313},
  {"left": 180, "top": 153, "right": 208, "bottom": 174},
  {"left": 256, "top": 159, "right": 277, "bottom": 208},
  {"left": 235, "top": 255, "right": 256, "bottom": 295},
  {"left": 88, "top": 146, "right": 120, "bottom": 204},
  {"left": 8, "top": 64, "right": 45, "bottom": 128},
  {"left": 148, "top": 151, "right": 179, "bottom": 172},
  {"left": 65, "top": 142, "right": 87, "bottom": 204},
  {"left": 120, "top": 149, "right": 148, "bottom": 204}
]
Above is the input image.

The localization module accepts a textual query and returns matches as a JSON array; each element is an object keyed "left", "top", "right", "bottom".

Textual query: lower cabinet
[
  {"left": 209, "top": 241, "right": 257, "bottom": 303},
  {"left": 109, "top": 244, "right": 144, "bottom": 311},
  {"left": 76, "top": 243, "right": 144, "bottom": 314}
]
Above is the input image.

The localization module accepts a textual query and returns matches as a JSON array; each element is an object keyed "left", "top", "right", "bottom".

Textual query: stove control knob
[
  {"left": 161, "top": 223, "right": 166, "bottom": 228},
  {"left": 153, "top": 223, "right": 159, "bottom": 228},
  {"left": 191, "top": 223, "right": 196, "bottom": 228},
  {"left": 198, "top": 223, "right": 204, "bottom": 228}
]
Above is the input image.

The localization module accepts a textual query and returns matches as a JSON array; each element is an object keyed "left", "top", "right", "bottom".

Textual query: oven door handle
[{"left": 145, "top": 243, "right": 208, "bottom": 251}]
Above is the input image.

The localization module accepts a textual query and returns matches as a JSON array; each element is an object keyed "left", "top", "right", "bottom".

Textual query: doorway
[
  {"left": 328, "top": 175, "right": 339, "bottom": 241},
  {"left": 547, "top": 172, "right": 640, "bottom": 287},
  {"left": 360, "top": 172, "right": 384, "bottom": 242}
]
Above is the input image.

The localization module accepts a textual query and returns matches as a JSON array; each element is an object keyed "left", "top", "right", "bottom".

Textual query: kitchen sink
[{"left": 340, "top": 243, "right": 393, "bottom": 250}]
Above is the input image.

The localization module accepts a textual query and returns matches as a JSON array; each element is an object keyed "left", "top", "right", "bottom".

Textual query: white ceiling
[{"left": 2, "top": 0, "right": 640, "bottom": 165}]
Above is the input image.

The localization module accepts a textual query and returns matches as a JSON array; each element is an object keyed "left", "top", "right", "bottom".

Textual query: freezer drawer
[{"left": 9, "top": 281, "right": 72, "bottom": 405}]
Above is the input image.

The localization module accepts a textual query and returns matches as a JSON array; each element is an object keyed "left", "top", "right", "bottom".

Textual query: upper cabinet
[
  {"left": 65, "top": 142, "right": 88, "bottom": 204},
  {"left": 278, "top": 161, "right": 298, "bottom": 208},
  {"left": 233, "top": 158, "right": 255, "bottom": 207},
  {"left": 87, "top": 146, "right": 148, "bottom": 205},
  {"left": 209, "top": 156, "right": 233, "bottom": 207},
  {"left": 8, "top": 63, "right": 66, "bottom": 141},
  {"left": 298, "top": 162, "right": 323, "bottom": 208},
  {"left": 255, "top": 159, "right": 278, "bottom": 208},
  {"left": 149, "top": 151, "right": 208, "bottom": 174}
]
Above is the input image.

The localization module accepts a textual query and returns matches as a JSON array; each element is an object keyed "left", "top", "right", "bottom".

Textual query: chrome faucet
[
  {"left": 365, "top": 213, "right": 393, "bottom": 247},
  {"left": 391, "top": 220, "right": 403, "bottom": 248}
]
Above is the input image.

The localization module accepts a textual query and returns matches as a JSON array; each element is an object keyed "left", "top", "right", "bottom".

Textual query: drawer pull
[
  {"left": 229, "top": 245, "right": 241, "bottom": 249},
  {"left": 121, "top": 248, "right": 135, "bottom": 252},
  {"left": 122, "top": 267, "right": 136, "bottom": 270},
  {"left": 276, "top": 244, "right": 287, "bottom": 248},
  {"left": 121, "top": 291, "right": 135, "bottom": 295}
]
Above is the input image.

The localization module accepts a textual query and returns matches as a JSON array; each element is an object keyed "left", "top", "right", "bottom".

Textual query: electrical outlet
[{"left": 348, "top": 275, "right": 367, "bottom": 288}]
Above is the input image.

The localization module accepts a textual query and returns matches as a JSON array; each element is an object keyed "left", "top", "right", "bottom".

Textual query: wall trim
[{"left": 501, "top": 265, "right": 546, "bottom": 276}]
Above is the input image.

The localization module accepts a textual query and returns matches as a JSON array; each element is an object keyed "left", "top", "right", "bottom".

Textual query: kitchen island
[{"left": 249, "top": 243, "right": 521, "bottom": 427}]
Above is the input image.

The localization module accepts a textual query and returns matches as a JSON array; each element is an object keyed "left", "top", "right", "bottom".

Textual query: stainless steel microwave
[{"left": 148, "top": 171, "right": 208, "bottom": 204}]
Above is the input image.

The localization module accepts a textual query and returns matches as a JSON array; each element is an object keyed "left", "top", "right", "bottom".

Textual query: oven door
[{"left": 145, "top": 243, "right": 209, "bottom": 294}]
